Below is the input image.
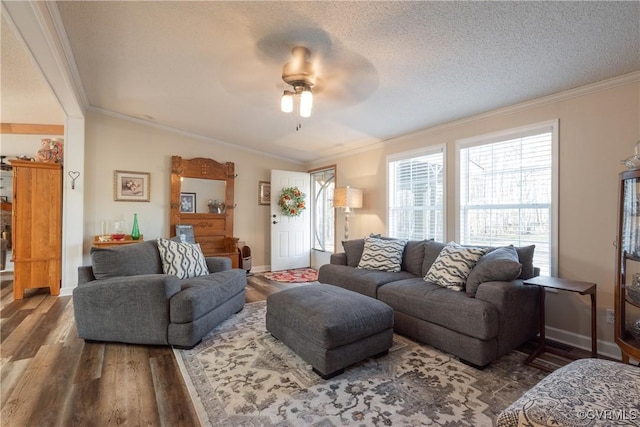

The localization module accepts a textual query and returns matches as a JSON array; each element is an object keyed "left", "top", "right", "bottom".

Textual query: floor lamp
[{"left": 333, "top": 186, "right": 363, "bottom": 240}]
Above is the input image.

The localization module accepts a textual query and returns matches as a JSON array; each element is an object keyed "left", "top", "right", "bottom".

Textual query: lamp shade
[{"left": 333, "top": 187, "right": 363, "bottom": 210}]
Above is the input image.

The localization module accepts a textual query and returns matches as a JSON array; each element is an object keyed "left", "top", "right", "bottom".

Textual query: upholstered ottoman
[
  {"left": 266, "top": 283, "right": 394, "bottom": 379},
  {"left": 497, "top": 358, "right": 640, "bottom": 427}
]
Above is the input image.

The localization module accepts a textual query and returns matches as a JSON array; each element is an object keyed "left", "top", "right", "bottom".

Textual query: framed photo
[
  {"left": 180, "top": 192, "right": 196, "bottom": 213},
  {"left": 258, "top": 181, "right": 271, "bottom": 205},
  {"left": 175, "top": 224, "right": 195, "bottom": 243},
  {"left": 114, "top": 170, "right": 150, "bottom": 202}
]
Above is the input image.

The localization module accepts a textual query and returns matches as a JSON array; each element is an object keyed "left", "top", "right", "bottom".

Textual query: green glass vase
[{"left": 131, "top": 213, "right": 141, "bottom": 240}]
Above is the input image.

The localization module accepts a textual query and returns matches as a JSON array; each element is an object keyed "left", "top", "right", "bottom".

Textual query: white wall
[
  {"left": 309, "top": 75, "right": 640, "bottom": 356},
  {"left": 83, "top": 111, "right": 305, "bottom": 269}
]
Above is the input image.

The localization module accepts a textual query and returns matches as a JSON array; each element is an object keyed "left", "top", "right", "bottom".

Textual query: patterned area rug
[
  {"left": 174, "top": 301, "right": 548, "bottom": 426},
  {"left": 262, "top": 268, "right": 318, "bottom": 282}
]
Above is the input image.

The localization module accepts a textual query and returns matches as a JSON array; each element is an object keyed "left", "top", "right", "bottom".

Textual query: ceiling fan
[{"left": 280, "top": 46, "right": 316, "bottom": 123}]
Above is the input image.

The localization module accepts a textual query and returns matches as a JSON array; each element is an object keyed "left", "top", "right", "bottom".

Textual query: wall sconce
[{"left": 333, "top": 186, "right": 363, "bottom": 240}]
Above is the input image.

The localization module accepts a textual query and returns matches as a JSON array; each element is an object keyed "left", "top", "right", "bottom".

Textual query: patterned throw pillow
[
  {"left": 424, "top": 241, "right": 487, "bottom": 291},
  {"left": 357, "top": 236, "right": 407, "bottom": 272},
  {"left": 156, "top": 237, "right": 209, "bottom": 279}
]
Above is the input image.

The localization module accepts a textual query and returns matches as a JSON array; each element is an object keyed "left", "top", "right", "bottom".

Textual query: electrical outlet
[{"left": 606, "top": 309, "right": 615, "bottom": 324}]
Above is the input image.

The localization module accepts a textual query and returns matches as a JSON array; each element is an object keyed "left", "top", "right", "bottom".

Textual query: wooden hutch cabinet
[
  {"left": 9, "top": 160, "right": 62, "bottom": 299},
  {"left": 615, "top": 168, "right": 640, "bottom": 363}
]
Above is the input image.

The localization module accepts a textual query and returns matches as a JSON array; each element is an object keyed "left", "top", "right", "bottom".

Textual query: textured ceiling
[
  {"left": 4, "top": 2, "right": 640, "bottom": 162},
  {"left": 1, "top": 15, "right": 65, "bottom": 126}
]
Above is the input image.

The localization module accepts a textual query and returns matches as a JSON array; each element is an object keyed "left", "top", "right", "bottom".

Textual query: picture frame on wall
[
  {"left": 114, "top": 170, "right": 150, "bottom": 202},
  {"left": 180, "top": 192, "right": 196, "bottom": 213},
  {"left": 258, "top": 181, "right": 271, "bottom": 205}
]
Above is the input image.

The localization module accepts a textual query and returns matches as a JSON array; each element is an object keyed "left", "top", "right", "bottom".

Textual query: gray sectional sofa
[
  {"left": 74, "top": 239, "right": 246, "bottom": 348},
  {"left": 318, "top": 238, "right": 541, "bottom": 368}
]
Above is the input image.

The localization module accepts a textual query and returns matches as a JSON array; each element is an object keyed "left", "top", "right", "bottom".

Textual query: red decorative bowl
[{"left": 111, "top": 233, "right": 126, "bottom": 241}]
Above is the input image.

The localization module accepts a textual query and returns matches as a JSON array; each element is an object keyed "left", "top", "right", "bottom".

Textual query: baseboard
[
  {"left": 251, "top": 265, "right": 270, "bottom": 273},
  {"left": 545, "top": 325, "right": 621, "bottom": 361}
]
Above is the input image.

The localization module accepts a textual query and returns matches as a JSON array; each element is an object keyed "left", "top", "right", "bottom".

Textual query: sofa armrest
[
  {"left": 475, "top": 279, "right": 539, "bottom": 311},
  {"left": 475, "top": 279, "right": 541, "bottom": 355},
  {"left": 205, "top": 256, "right": 232, "bottom": 273},
  {"left": 330, "top": 252, "right": 348, "bottom": 265},
  {"left": 78, "top": 266, "right": 96, "bottom": 284},
  {"left": 72, "top": 274, "right": 182, "bottom": 345}
]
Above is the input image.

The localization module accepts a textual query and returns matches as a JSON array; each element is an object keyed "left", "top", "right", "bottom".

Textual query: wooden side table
[
  {"left": 93, "top": 235, "right": 144, "bottom": 247},
  {"left": 523, "top": 276, "right": 597, "bottom": 372}
]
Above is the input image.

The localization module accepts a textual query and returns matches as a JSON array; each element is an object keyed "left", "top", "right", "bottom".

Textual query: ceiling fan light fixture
[
  {"left": 280, "top": 46, "right": 316, "bottom": 124},
  {"left": 281, "top": 91, "right": 294, "bottom": 113},
  {"left": 299, "top": 88, "right": 313, "bottom": 118}
]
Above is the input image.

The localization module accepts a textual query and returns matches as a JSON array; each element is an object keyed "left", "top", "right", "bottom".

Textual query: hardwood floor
[{"left": 0, "top": 274, "right": 299, "bottom": 427}]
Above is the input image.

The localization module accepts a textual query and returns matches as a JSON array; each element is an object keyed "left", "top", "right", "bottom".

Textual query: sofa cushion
[
  {"left": 516, "top": 245, "right": 536, "bottom": 279},
  {"left": 157, "top": 237, "right": 209, "bottom": 279},
  {"left": 466, "top": 245, "right": 522, "bottom": 295},
  {"left": 90, "top": 240, "right": 163, "bottom": 279},
  {"left": 170, "top": 269, "right": 246, "bottom": 323},
  {"left": 357, "top": 236, "right": 407, "bottom": 272},
  {"left": 402, "top": 240, "right": 426, "bottom": 276},
  {"left": 424, "top": 241, "right": 487, "bottom": 291},
  {"left": 422, "top": 240, "right": 447, "bottom": 276},
  {"left": 318, "top": 264, "right": 416, "bottom": 298},
  {"left": 377, "top": 277, "right": 499, "bottom": 341}
]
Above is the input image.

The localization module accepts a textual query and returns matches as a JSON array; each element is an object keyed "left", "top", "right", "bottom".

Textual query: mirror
[
  {"left": 170, "top": 156, "right": 237, "bottom": 261},
  {"left": 180, "top": 177, "right": 226, "bottom": 213}
]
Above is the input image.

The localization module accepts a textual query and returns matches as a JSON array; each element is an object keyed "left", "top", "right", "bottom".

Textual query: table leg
[
  {"left": 590, "top": 292, "right": 598, "bottom": 358},
  {"left": 525, "top": 286, "right": 546, "bottom": 367}
]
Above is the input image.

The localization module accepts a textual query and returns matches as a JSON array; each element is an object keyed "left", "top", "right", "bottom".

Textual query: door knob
[
  {"left": 272, "top": 220, "right": 278, "bottom": 224},
  {"left": 272, "top": 214, "right": 277, "bottom": 218}
]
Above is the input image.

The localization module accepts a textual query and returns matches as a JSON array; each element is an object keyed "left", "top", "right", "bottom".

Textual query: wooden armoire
[{"left": 9, "top": 159, "right": 62, "bottom": 299}]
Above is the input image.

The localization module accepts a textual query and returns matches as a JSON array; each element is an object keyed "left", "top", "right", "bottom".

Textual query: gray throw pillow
[
  {"left": 357, "top": 236, "right": 407, "bottom": 272},
  {"left": 422, "top": 240, "right": 447, "bottom": 276},
  {"left": 466, "top": 245, "right": 522, "bottom": 295},
  {"left": 402, "top": 240, "right": 426, "bottom": 276},
  {"left": 516, "top": 245, "right": 536, "bottom": 279},
  {"left": 90, "top": 240, "right": 163, "bottom": 279},
  {"left": 342, "top": 238, "right": 365, "bottom": 267}
]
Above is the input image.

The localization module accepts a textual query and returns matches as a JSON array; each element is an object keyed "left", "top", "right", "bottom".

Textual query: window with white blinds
[
  {"left": 388, "top": 147, "right": 445, "bottom": 241},
  {"left": 457, "top": 121, "right": 558, "bottom": 275}
]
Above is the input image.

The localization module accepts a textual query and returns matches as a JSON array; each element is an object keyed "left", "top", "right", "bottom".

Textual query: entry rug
[
  {"left": 174, "top": 301, "right": 548, "bottom": 426},
  {"left": 262, "top": 268, "right": 318, "bottom": 283}
]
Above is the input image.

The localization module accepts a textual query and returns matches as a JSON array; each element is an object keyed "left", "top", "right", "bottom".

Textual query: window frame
[
  {"left": 455, "top": 120, "right": 559, "bottom": 275},
  {"left": 386, "top": 145, "right": 447, "bottom": 242},
  {"left": 309, "top": 166, "right": 336, "bottom": 253}
]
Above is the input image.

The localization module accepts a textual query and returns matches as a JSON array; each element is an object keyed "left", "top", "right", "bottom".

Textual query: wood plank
[
  {"left": 0, "top": 123, "right": 64, "bottom": 135},
  {"left": 97, "top": 344, "right": 161, "bottom": 426},
  {"left": 25, "top": 342, "right": 84, "bottom": 427},
  {"left": 11, "top": 297, "right": 69, "bottom": 361},
  {"left": 149, "top": 351, "right": 200, "bottom": 427},
  {"left": 0, "top": 308, "right": 31, "bottom": 344},
  {"left": 73, "top": 343, "right": 105, "bottom": 383},
  {"left": 1, "top": 344, "right": 62, "bottom": 426},
  {"left": 0, "top": 358, "right": 30, "bottom": 408}
]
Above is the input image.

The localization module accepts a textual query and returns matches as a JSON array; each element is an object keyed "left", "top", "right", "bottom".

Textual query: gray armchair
[{"left": 73, "top": 240, "right": 246, "bottom": 348}]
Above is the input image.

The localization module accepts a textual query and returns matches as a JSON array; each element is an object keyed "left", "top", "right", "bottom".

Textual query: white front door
[{"left": 270, "top": 170, "right": 311, "bottom": 271}]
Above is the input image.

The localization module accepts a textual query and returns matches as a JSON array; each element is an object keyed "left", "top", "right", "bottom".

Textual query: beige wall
[
  {"left": 84, "top": 111, "right": 305, "bottom": 268},
  {"left": 309, "top": 78, "right": 640, "bottom": 353}
]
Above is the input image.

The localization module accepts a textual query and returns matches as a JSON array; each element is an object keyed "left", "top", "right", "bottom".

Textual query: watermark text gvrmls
[{"left": 577, "top": 409, "right": 638, "bottom": 421}]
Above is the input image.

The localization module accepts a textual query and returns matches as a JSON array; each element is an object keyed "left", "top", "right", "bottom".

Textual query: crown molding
[{"left": 88, "top": 106, "right": 305, "bottom": 165}]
